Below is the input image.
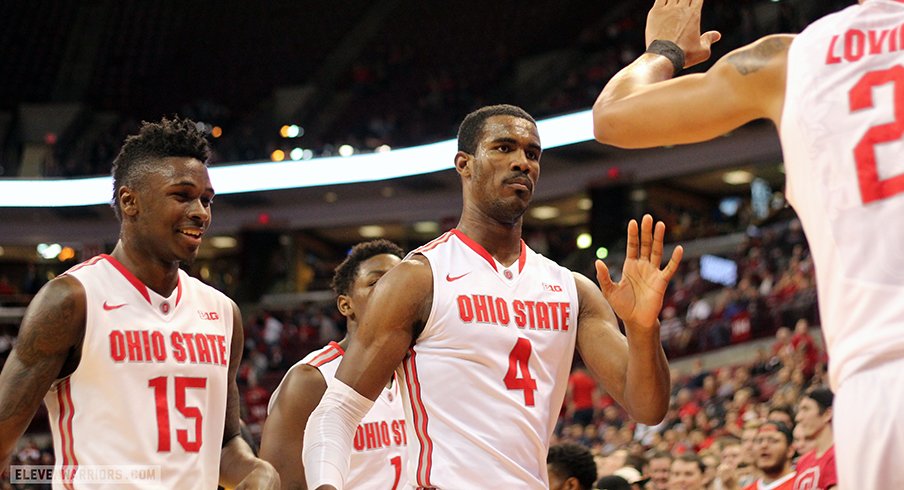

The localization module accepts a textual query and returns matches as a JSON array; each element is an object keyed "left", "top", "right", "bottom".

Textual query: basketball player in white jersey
[
  {"left": 303, "top": 104, "right": 683, "bottom": 489},
  {"left": 261, "top": 239, "right": 407, "bottom": 489},
  {"left": 592, "top": 1, "right": 904, "bottom": 487},
  {"left": 0, "top": 117, "right": 278, "bottom": 488}
]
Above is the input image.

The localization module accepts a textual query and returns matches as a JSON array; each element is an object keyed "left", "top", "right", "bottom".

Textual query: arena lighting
[{"left": 0, "top": 110, "right": 593, "bottom": 207}]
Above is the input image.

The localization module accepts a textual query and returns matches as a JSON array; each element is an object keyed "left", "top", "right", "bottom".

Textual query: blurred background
[{"left": 0, "top": 0, "right": 849, "bottom": 484}]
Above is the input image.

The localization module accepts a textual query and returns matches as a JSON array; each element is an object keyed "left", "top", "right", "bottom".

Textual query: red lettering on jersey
[
  {"left": 512, "top": 300, "right": 526, "bottom": 328},
  {"left": 845, "top": 29, "right": 866, "bottom": 62},
  {"left": 353, "top": 426, "right": 366, "bottom": 451},
  {"left": 365, "top": 422, "right": 378, "bottom": 449},
  {"left": 392, "top": 419, "right": 404, "bottom": 445},
  {"left": 495, "top": 297, "right": 510, "bottom": 325},
  {"left": 182, "top": 333, "right": 198, "bottom": 363},
  {"left": 194, "top": 334, "right": 212, "bottom": 364},
  {"left": 473, "top": 295, "right": 490, "bottom": 323},
  {"left": 110, "top": 330, "right": 126, "bottom": 362},
  {"left": 140, "top": 330, "right": 153, "bottom": 361},
  {"left": 869, "top": 29, "right": 891, "bottom": 55},
  {"left": 457, "top": 295, "right": 474, "bottom": 323},
  {"left": 535, "top": 302, "right": 550, "bottom": 330},
  {"left": 151, "top": 331, "right": 167, "bottom": 361},
  {"left": 523, "top": 301, "right": 537, "bottom": 329},
  {"left": 126, "top": 330, "right": 143, "bottom": 361},
  {"left": 827, "top": 35, "right": 842, "bottom": 64},
  {"left": 171, "top": 332, "right": 187, "bottom": 362},
  {"left": 560, "top": 303, "right": 571, "bottom": 331},
  {"left": 547, "top": 302, "right": 561, "bottom": 330},
  {"left": 216, "top": 335, "right": 228, "bottom": 366},
  {"left": 380, "top": 421, "right": 391, "bottom": 447}
]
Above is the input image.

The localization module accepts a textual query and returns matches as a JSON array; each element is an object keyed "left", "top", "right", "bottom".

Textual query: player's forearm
[
  {"left": 592, "top": 54, "right": 676, "bottom": 146},
  {"left": 302, "top": 380, "right": 374, "bottom": 489},
  {"left": 622, "top": 320, "right": 670, "bottom": 424},
  {"left": 219, "top": 435, "right": 279, "bottom": 489}
]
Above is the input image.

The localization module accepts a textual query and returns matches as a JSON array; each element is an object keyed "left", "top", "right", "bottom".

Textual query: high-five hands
[
  {"left": 596, "top": 214, "right": 683, "bottom": 330},
  {"left": 646, "top": 0, "right": 721, "bottom": 69}
]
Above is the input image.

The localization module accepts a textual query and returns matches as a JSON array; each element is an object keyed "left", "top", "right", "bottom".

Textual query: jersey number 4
[
  {"left": 849, "top": 65, "right": 904, "bottom": 204},
  {"left": 148, "top": 376, "right": 206, "bottom": 452},
  {"left": 504, "top": 338, "right": 538, "bottom": 406}
]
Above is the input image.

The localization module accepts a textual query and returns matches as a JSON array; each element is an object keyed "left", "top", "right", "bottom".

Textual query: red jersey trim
[
  {"left": 413, "top": 231, "right": 453, "bottom": 254},
  {"left": 449, "top": 229, "right": 528, "bottom": 273},
  {"left": 306, "top": 343, "right": 343, "bottom": 367},
  {"left": 100, "top": 254, "right": 152, "bottom": 304},
  {"left": 62, "top": 255, "right": 104, "bottom": 276},
  {"left": 55, "top": 378, "right": 78, "bottom": 489},
  {"left": 403, "top": 349, "right": 434, "bottom": 487}
]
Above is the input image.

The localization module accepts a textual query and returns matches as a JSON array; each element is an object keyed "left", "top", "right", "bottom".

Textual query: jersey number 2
[
  {"left": 148, "top": 376, "right": 206, "bottom": 452},
  {"left": 849, "top": 65, "right": 904, "bottom": 204},
  {"left": 504, "top": 338, "right": 537, "bottom": 406}
]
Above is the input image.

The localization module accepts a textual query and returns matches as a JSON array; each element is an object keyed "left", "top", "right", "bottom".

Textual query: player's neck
[
  {"left": 456, "top": 214, "right": 523, "bottom": 267},
  {"left": 110, "top": 240, "right": 180, "bottom": 297}
]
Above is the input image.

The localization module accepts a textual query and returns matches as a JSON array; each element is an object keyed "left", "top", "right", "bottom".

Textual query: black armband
[{"left": 646, "top": 40, "right": 686, "bottom": 77}]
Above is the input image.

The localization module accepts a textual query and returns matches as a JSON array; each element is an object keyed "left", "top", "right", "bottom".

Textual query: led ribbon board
[{"left": 0, "top": 111, "right": 593, "bottom": 207}]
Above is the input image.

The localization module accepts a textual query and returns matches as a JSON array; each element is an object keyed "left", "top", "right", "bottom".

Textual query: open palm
[{"left": 596, "top": 215, "right": 683, "bottom": 330}]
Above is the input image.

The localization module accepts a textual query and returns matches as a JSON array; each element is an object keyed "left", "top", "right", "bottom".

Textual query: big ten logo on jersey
[
  {"left": 456, "top": 294, "right": 571, "bottom": 331},
  {"left": 108, "top": 329, "right": 228, "bottom": 366},
  {"left": 353, "top": 418, "right": 407, "bottom": 452}
]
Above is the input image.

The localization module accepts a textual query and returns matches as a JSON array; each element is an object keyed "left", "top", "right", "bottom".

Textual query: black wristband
[{"left": 646, "top": 40, "right": 685, "bottom": 76}]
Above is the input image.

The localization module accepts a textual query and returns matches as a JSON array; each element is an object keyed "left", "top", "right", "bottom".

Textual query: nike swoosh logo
[
  {"left": 103, "top": 301, "right": 127, "bottom": 311},
  {"left": 446, "top": 272, "right": 470, "bottom": 282}
]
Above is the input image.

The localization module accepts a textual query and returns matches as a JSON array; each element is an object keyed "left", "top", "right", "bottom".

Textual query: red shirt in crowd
[
  {"left": 793, "top": 446, "right": 837, "bottom": 490},
  {"left": 568, "top": 369, "right": 597, "bottom": 411}
]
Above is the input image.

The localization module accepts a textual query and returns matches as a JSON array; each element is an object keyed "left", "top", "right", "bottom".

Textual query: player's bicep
[
  {"left": 595, "top": 35, "right": 792, "bottom": 148},
  {"left": 336, "top": 257, "right": 432, "bottom": 400},
  {"left": 573, "top": 273, "right": 630, "bottom": 408},
  {"left": 223, "top": 301, "right": 244, "bottom": 444},
  {"left": 0, "top": 276, "right": 85, "bottom": 456},
  {"left": 260, "top": 366, "right": 327, "bottom": 490}
]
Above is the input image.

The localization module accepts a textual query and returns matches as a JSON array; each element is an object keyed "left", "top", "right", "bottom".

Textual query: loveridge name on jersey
[
  {"left": 108, "top": 329, "right": 228, "bottom": 366},
  {"left": 456, "top": 294, "right": 571, "bottom": 331},
  {"left": 826, "top": 22, "right": 904, "bottom": 65}
]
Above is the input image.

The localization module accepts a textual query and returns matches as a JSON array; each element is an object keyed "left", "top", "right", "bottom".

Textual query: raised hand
[
  {"left": 595, "top": 214, "right": 683, "bottom": 330},
  {"left": 645, "top": 0, "right": 721, "bottom": 68}
]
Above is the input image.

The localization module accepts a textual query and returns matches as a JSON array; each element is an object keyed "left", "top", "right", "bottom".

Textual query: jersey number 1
[
  {"left": 504, "top": 338, "right": 537, "bottom": 406},
  {"left": 849, "top": 65, "right": 904, "bottom": 204},
  {"left": 148, "top": 376, "right": 206, "bottom": 452}
]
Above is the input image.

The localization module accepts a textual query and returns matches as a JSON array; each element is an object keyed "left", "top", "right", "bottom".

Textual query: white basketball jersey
[
  {"left": 399, "top": 230, "right": 579, "bottom": 489},
  {"left": 44, "top": 254, "right": 233, "bottom": 489},
  {"left": 269, "top": 342, "right": 407, "bottom": 489},
  {"left": 780, "top": 0, "right": 904, "bottom": 390}
]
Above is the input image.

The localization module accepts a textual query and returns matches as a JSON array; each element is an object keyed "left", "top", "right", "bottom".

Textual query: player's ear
[
  {"left": 454, "top": 151, "right": 472, "bottom": 177},
  {"left": 336, "top": 294, "right": 354, "bottom": 319},
  {"left": 119, "top": 186, "right": 139, "bottom": 218}
]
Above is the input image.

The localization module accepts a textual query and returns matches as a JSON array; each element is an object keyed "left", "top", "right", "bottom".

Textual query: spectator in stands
[
  {"left": 743, "top": 422, "right": 796, "bottom": 490},
  {"left": 568, "top": 367, "right": 600, "bottom": 426},
  {"left": 766, "top": 405, "right": 795, "bottom": 430},
  {"left": 644, "top": 450, "right": 672, "bottom": 490},
  {"left": 793, "top": 387, "right": 837, "bottom": 489},
  {"left": 669, "top": 453, "right": 707, "bottom": 490},
  {"left": 597, "top": 474, "right": 632, "bottom": 490},
  {"left": 548, "top": 443, "right": 599, "bottom": 490}
]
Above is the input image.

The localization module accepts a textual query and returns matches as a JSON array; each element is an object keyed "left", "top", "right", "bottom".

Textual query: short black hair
[
  {"left": 674, "top": 453, "right": 706, "bottom": 473},
  {"left": 547, "top": 443, "right": 597, "bottom": 490},
  {"left": 110, "top": 116, "right": 211, "bottom": 220},
  {"left": 803, "top": 386, "right": 834, "bottom": 413},
  {"left": 760, "top": 420, "right": 794, "bottom": 445},
  {"left": 330, "top": 239, "right": 404, "bottom": 297},
  {"left": 768, "top": 405, "right": 795, "bottom": 422},
  {"left": 457, "top": 104, "right": 537, "bottom": 154}
]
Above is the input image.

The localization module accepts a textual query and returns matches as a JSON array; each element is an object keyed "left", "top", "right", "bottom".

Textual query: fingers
[
  {"left": 625, "top": 219, "right": 639, "bottom": 260},
  {"left": 662, "top": 245, "right": 684, "bottom": 282},
  {"left": 595, "top": 260, "right": 615, "bottom": 296},
  {"left": 651, "top": 220, "right": 666, "bottom": 267},
  {"left": 702, "top": 30, "right": 722, "bottom": 47},
  {"left": 639, "top": 214, "right": 654, "bottom": 261}
]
